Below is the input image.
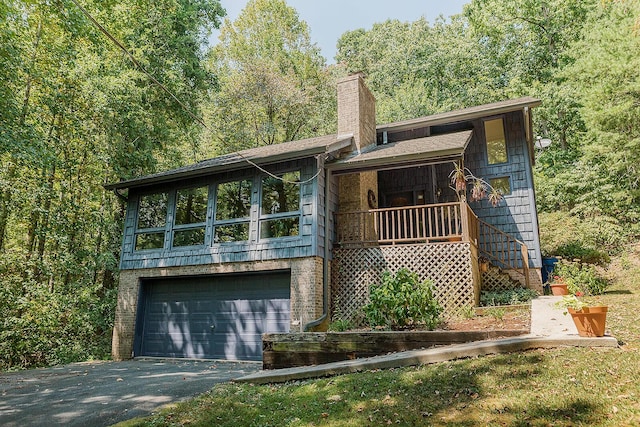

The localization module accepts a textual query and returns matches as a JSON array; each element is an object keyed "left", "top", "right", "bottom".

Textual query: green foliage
[
  {"left": 538, "top": 210, "right": 628, "bottom": 257},
  {"left": 485, "top": 307, "right": 506, "bottom": 321},
  {"left": 205, "top": 0, "right": 335, "bottom": 153},
  {"left": 553, "top": 259, "right": 609, "bottom": 296},
  {"left": 458, "top": 305, "right": 476, "bottom": 319},
  {"left": 0, "top": 0, "right": 224, "bottom": 370},
  {"left": 363, "top": 269, "right": 442, "bottom": 330},
  {"left": 554, "top": 294, "right": 590, "bottom": 313},
  {"left": 0, "top": 255, "right": 118, "bottom": 369},
  {"left": 327, "top": 318, "right": 353, "bottom": 332},
  {"left": 554, "top": 242, "right": 610, "bottom": 265},
  {"left": 480, "top": 288, "right": 539, "bottom": 307}
]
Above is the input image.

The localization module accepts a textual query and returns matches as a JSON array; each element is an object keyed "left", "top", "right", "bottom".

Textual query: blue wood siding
[
  {"left": 120, "top": 158, "right": 321, "bottom": 270},
  {"left": 465, "top": 112, "right": 542, "bottom": 268},
  {"left": 375, "top": 111, "right": 542, "bottom": 269}
]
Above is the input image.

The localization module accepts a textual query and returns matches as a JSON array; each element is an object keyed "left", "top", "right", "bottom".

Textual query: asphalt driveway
[{"left": 0, "top": 359, "right": 260, "bottom": 427}]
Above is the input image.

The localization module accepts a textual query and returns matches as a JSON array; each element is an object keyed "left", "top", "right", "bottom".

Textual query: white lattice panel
[{"left": 332, "top": 243, "right": 476, "bottom": 326}]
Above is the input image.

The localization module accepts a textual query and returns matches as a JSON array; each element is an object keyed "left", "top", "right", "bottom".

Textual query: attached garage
[{"left": 134, "top": 271, "right": 291, "bottom": 361}]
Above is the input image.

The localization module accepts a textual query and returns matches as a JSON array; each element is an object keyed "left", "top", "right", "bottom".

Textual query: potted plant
[
  {"left": 549, "top": 275, "right": 569, "bottom": 296},
  {"left": 556, "top": 295, "right": 608, "bottom": 337}
]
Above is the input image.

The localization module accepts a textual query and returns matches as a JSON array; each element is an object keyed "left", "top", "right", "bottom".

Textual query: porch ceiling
[{"left": 328, "top": 129, "right": 472, "bottom": 173}]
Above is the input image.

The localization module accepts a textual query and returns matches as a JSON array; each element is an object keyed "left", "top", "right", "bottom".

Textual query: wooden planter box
[{"left": 262, "top": 330, "right": 528, "bottom": 370}]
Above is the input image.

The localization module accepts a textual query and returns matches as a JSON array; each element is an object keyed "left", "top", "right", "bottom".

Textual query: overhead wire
[
  {"left": 68, "top": 0, "right": 207, "bottom": 128},
  {"left": 69, "top": 0, "right": 323, "bottom": 186}
]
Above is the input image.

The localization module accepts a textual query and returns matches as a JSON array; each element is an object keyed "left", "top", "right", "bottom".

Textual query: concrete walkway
[{"left": 236, "top": 296, "right": 618, "bottom": 384}]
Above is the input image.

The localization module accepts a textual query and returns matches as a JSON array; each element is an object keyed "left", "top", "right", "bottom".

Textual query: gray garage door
[{"left": 135, "top": 272, "right": 290, "bottom": 361}]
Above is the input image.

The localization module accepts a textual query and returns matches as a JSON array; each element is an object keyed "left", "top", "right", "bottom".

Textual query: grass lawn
[{"left": 121, "top": 246, "right": 640, "bottom": 427}]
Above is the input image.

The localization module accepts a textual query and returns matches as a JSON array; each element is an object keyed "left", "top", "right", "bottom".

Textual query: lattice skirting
[
  {"left": 332, "top": 243, "right": 476, "bottom": 325},
  {"left": 481, "top": 266, "right": 523, "bottom": 292},
  {"left": 481, "top": 267, "right": 544, "bottom": 293}
]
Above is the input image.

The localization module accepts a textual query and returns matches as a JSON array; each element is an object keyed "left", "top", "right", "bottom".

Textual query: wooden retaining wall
[{"left": 262, "top": 330, "right": 527, "bottom": 370}]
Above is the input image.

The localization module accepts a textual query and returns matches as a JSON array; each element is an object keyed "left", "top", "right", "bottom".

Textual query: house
[{"left": 106, "top": 73, "right": 542, "bottom": 362}]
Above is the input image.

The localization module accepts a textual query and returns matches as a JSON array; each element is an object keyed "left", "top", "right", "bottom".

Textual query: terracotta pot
[
  {"left": 550, "top": 283, "right": 569, "bottom": 296},
  {"left": 568, "top": 306, "right": 608, "bottom": 337}
]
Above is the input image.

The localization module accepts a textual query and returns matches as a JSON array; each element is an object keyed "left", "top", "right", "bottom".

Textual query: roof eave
[
  {"left": 328, "top": 145, "right": 468, "bottom": 172},
  {"left": 328, "top": 150, "right": 465, "bottom": 174},
  {"left": 104, "top": 136, "right": 353, "bottom": 191},
  {"left": 377, "top": 98, "right": 542, "bottom": 133}
]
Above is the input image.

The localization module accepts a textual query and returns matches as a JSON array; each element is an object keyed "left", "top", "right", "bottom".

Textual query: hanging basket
[{"left": 568, "top": 306, "right": 608, "bottom": 337}]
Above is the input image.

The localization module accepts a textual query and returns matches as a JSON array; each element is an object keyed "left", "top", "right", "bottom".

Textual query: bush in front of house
[
  {"left": 363, "top": 268, "right": 442, "bottom": 330},
  {"left": 480, "top": 288, "right": 539, "bottom": 307}
]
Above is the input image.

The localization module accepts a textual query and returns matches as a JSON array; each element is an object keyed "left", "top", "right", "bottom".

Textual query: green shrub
[
  {"left": 480, "top": 288, "right": 539, "bottom": 307},
  {"left": 363, "top": 269, "right": 442, "bottom": 330},
  {"left": 554, "top": 259, "right": 609, "bottom": 296},
  {"left": 538, "top": 211, "right": 628, "bottom": 258},
  {"left": 328, "top": 318, "right": 353, "bottom": 332},
  {"left": 555, "top": 241, "right": 610, "bottom": 265},
  {"left": 485, "top": 307, "right": 506, "bottom": 321}
]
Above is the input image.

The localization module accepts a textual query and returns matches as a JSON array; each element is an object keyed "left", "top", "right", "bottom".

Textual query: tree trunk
[{"left": 0, "top": 20, "right": 43, "bottom": 252}]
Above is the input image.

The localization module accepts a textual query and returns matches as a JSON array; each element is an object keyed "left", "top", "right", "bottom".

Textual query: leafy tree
[
  {"left": 205, "top": 0, "right": 335, "bottom": 153},
  {"left": 567, "top": 1, "right": 640, "bottom": 234},
  {"left": 0, "top": 0, "right": 224, "bottom": 370}
]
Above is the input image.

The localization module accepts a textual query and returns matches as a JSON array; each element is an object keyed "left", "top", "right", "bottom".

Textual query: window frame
[
  {"left": 211, "top": 177, "right": 253, "bottom": 245},
  {"left": 169, "top": 184, "right": 210, "bottom": 249},
  {"left": 483, "top": 116, "right": 508, "bottom": 166},
  {"left": 258, "top": 169, "right": 302, "bottom": 241},
  {"left": 133, "top": 191, "right": 170, "bottom": 252},
  {"left": 489, "top": 176, "right": 512, "bottom": 196}
]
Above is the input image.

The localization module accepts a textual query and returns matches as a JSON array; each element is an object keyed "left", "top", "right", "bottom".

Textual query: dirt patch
[{"left": 439, "top": 308, "right": 531, "bottom": 332}]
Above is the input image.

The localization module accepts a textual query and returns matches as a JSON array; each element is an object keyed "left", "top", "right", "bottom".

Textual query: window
[
  {"left": 490, "top": 177, "right": 511, "bottom": 196},
  {"left": 135, "top": 193, "right": 168, "bottom": 250},
  {"left": 484, "top": 118, "right": 507, "bottom": 164},
  {"left": 172, "top": 186, "right": 208, "bottom": 247},
  {"left": 260, "top": 171, "right": 300, "bottom": 239},
  {"left": 214, "top": 179, "right": 252, "bottom": 243}
]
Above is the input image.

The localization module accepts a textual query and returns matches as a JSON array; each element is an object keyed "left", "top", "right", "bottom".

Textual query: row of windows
[{"left": 134, "top": 171, "right": 301, "bottom": 251}]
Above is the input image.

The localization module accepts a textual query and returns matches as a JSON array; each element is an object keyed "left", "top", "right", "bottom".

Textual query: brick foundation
[{"left": 111, "top": 257, "right": 324, "bottom": 361}]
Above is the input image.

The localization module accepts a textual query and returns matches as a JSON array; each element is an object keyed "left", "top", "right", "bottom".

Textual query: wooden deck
[{"left": 334, "top": 201, "right": 529, "bottom": 288}]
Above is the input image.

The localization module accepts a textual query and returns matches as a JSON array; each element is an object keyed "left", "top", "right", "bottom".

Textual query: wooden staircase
[
  {"left": 476, "top": 218, "right": 531, "bottom": 289},
  {"left": 481, "top": 265, "right": 528, "bottom": 292}
]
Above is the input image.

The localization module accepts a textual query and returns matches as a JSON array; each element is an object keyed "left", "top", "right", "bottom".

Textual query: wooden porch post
[{"left": 460, "top": 201, "right": 470, "bottom": 243}]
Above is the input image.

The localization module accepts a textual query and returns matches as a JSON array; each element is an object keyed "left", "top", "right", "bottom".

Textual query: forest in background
[{"left": 0, "top": 0, "right": 638, "bottom": 369}]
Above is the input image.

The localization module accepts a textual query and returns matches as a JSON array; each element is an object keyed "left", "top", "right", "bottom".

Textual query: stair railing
[{"left": 477, "top": 219, "right": 530, "bottom": 288}]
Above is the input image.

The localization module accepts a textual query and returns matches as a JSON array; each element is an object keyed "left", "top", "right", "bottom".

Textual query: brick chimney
[
  {"left": 336, "top": 73, "right": 379, "bottom": 215},
  {"left": 337, "top": 72, "right": 376, "bottom": 153}
]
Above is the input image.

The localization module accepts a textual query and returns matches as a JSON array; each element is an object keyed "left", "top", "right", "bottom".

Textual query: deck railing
[
  {"left": 335, "top": 202, "right": 478, "bottom": 246},
  {"left": 477, "top": 220, "right": 530, "bottom": 288},
  {"left": 335, "top": 201, "right": 529, "bottom": 286}
]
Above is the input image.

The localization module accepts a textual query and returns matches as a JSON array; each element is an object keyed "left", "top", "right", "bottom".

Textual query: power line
[
  {"left": 237, "top": 152, "right": 325, "bottom": 185},
  {"left": 68, "top": 0, "right": 208, "bottom": 128},
  {"left": 70, "top": 0, "right": 323, "bottom": 186}
]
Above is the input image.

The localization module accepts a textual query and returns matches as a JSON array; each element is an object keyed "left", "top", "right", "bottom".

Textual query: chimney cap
[{"left": 338, "top": 71, "right": 367, "bottom": 84}]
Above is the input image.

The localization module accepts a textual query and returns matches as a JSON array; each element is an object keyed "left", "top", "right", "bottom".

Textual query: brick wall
[
  {"left": 337, "top": 73, "right": 376, "bottom": 152},
  {"left": 111, "top": 256, "right": 324, "bottom": 360}
]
